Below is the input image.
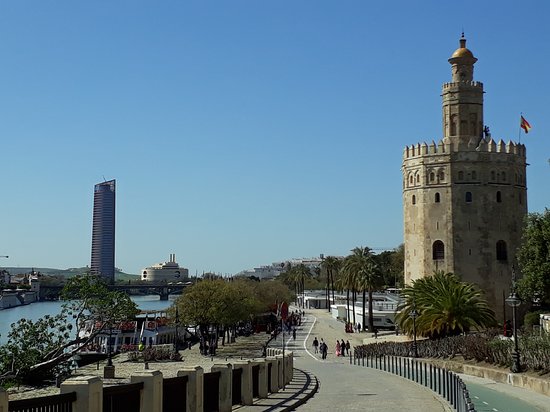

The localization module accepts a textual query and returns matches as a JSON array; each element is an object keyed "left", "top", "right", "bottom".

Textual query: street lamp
[
  {"left": 174, "top": 307, "right": 180, "bottom": 353},
  {"left": 506, "top": 290, "right": 522, "bottom": 373},
  {"left": 107, "top": 322, "right": 114, "bottom": 367},
  {"left": 409, "top": 306, "right": 418, "bottom": 358}
]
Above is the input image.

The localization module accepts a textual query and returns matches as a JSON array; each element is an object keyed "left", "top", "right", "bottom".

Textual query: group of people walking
[{"left": 312, "top": 337, "right": 350, "bottom": 359}]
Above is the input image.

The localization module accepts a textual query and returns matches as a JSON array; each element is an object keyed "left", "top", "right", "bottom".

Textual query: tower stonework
[{"left": 402, "top": 36, "right": 527, "bottom": 319}]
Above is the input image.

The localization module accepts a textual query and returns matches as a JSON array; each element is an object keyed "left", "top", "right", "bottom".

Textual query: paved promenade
[{"left": 268, "top": 308, "right": 452, "bottom": 411}]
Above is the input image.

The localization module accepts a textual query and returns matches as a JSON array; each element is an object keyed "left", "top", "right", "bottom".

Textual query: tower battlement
[
  {"left": 442, "top": 81, "right": 483, "bottom": 89},
  {"left": 402, "top": 138, "right": 526, "bottom": 159}
]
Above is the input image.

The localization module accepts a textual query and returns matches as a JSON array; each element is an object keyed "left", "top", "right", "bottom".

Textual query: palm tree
[
  {"left": 342, "top": 247, "right": 382, "bottom": 331},
  {"left": 321, "top": 256, "right": 340, "bottom": 312},
  {"left": 288, "top": 264, "right": 312, "bottom": 308},
  {"left": 395, "top": 271, "right": 497, "bottom": 338},
  {"left": 338, "top": 260, "right": 355, "bottom": 324}
]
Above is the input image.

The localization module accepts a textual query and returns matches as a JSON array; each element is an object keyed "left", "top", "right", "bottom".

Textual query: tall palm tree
[
  {"left": 342, "top": 247, "right": 382, "bottom": 331},
  {"left": 338, "top": 259, "right": 355, "bottom": 324},
  {"left": 291, "top": 264, "right": 312, "bottom": 308},
  {"left": 395, "top": 271, "right": 497, "bottom": 338},
  {"left": 321, "top": 256, "right": 340, "bottom": 312}
]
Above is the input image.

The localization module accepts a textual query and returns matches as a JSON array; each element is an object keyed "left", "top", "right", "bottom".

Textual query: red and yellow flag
[{"left": 520, "top": 116, "right": 532, "bottom": 133}]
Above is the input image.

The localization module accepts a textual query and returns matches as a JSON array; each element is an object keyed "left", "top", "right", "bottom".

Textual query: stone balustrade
[{"left": 1, "top": 349, "right": 293, "bottom": 412}]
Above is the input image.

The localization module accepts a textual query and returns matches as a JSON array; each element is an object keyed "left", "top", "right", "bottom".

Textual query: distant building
[
  {"left": 141, "top": 254, "right": 189, "bottom": 282},
  {"left": 90, "top": 179, "right": 116, "bottom": 284},
  {"left": 236, "top": 256, "right": 325, "bottom": 280},
  {"left": 402, "top": 35, "right": 527, "bottom": 320}
]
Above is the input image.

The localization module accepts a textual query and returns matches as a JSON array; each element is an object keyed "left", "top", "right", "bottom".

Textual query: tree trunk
[
  {"left": 346, "top": 289, "right": 350, "bottom": 322},
  {"left": 352, "top": 289, "right": 357, "bottom": 326},
  {"left": 368, "top": 289, "right": 374, "bottom": 332},
  {"left": 362, "top": 289, "right": 366, "bottom": 332}
]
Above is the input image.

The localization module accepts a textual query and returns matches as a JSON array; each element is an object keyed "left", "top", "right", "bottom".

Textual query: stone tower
[{"left": 402, "top": 35, "right": 527, "bottom": 319}]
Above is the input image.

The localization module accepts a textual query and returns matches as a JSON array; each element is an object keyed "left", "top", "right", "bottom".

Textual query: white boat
[{"left": 76, "top": 310, "right": 193, "bottom": 365}]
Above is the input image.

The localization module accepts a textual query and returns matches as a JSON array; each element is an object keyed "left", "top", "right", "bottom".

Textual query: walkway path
[{"left": 269, "top": 308, "right": 451, "bottom": 411}]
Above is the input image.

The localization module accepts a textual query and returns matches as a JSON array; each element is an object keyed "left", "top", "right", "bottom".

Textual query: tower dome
[{"left": 449, "top": 33, "right": 477, "bottom": 63}]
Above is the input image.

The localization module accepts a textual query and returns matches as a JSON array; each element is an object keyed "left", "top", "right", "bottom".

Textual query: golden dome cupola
[{"left": 448, "top": 33, "right": 477, "bottom": 82}]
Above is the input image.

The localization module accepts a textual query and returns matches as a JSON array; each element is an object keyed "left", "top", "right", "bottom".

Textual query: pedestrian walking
[
  {"left": 335, "top": 340, "right": 341, "bottom": 356},
  {"left": 321, "top": 341, "right": 328, "bottom": 360},
  {"left": 292, "top": 328, "right": 297, "bottom": 340},
  {"left": 345, "top": 340, "right": 351, "bottom": 356},
  {"left": 312, "top": 337, "right": 319, "bottom": 353}
]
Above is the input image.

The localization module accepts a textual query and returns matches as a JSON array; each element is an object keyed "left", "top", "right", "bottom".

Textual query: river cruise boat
[{"left": 75, "top": 310, "right": 192, "bottom": 366}]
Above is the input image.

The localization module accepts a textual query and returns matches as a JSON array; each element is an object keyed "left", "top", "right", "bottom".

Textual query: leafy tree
[
  {"left": 174, "top": 279, "right": 258, "bottom": 353},
  {"left": 0, "top": 274, "right": 138, "bottom": 384},
  {"left": 396, "top": 271, "right": 496, "bottom": 338},
  {"left": 249, "top": 279, "right": 293, "bottom": 314},
  {"left": 376, "top": 244, "right": 404, "bottom": 288},
  {"left": 517, "top": 209, "right": 550, "bottom": 307}
]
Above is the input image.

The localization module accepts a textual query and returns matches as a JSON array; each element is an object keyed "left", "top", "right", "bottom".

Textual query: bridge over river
[{"left": 39, "top": 282, "right": 190, "bottom": 301}]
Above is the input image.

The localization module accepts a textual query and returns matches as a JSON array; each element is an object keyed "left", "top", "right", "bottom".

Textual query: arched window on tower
[
  {"left": 415, "top": 173, "right": 420, "bottom": 185},
  {"left": 472, "top": 171, "right": 477, "bottom": 180},
  {"left": 501, "top": 171, "right": 506, "bottom": 182},
  {"left": 491, "top": 171, "right": 496, "bottom": 181},
  {"left": 496, "top": 240, "right": 507, "bottom": 261},
  {"left": 470, "top": 113, "right": 477, "bottom": 137},
  {"left": 409, "top": 174, "right": 413, "bottom": 185},
  {"left": 496, "top": 191, "right": 502, "bottom": 203},
  {"left": 450, "top": 114, "right": 457, "bottom": 136},
  {"left": 435, "top": 192, "right": 441, "bottom": 203},
  {"left": 430, "top": 172, "right": 435, "bottom": 182},
  {"left": 465, "top": 192, "right": 473, "bottom": 203},
  {"left": 458, "top": 171, "right": 464, "bottom": 181},
  {"left": 433, "top": 241, "right": 445, "bottom": 260},
  {"left": 412, "top": 195, "right": 416, "bottom": 205},
  {"left": 439, "top": 170, "right": 445, "bottom": 182}
]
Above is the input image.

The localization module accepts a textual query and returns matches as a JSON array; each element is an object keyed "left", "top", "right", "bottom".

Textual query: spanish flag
[{"left": 520, "top": 116, "right": 532, "bottom": 133}]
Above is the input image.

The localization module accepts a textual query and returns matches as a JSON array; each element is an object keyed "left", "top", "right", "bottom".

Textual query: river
[{"left": 0, "top": 295, "right": 179, "bottom": 344}]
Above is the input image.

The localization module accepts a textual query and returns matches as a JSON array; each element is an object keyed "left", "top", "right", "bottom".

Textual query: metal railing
[
  {"left": 9, "top": 392, "right": 77, "bottom": 412},
  {"left": 352, "top": 353, "right": 476, "bottom": 412}
]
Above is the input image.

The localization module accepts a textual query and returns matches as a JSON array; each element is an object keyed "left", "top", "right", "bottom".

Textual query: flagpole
[{"left": 518, "top": 112, "right": 522, "bottom": 144}]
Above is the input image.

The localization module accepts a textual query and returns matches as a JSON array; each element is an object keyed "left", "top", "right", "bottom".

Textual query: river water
[{"left": 0, "top": 295, "right": 179, "bottom": 344}]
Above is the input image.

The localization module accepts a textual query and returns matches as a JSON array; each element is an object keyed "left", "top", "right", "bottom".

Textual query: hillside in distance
[{"left": 3, "top": 267, "right": 140, "bottom": 281}]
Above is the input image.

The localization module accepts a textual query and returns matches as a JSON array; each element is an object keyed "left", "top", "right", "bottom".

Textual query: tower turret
[{"left": 442, "top": 34, "right": 484, "bottom": 149}]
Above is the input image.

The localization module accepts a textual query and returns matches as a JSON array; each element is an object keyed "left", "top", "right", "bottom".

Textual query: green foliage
[
  {"left": 341, "top": 246, "right": 383, "bottom": 330},
  {"left": 175, "top": 279, "right": 256, "bottom": 327},
  {"left": 355, "top": 330, "right": 550, "bottom": 374},
  {"left": 517, "top": 209, "right": 550, "bottom": 306},
  {"left": 0, "top": 273, "right": 139, "bottom": 385},
  {"left": 0, "top": 315, "right": 72, "bottom": 384},
  {"left": 376, "top": 244, "right": 404, "bottom": 288},
  {"left": 396, "top": 271, "right": 497, "bottom": 338},
  {"left": 523, "top": 311, "right": 545, "bottom": 329}
]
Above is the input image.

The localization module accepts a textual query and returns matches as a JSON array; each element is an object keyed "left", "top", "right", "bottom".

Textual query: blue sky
[{"left": 1, "top": 1, "right": 549, "bottom": 276}]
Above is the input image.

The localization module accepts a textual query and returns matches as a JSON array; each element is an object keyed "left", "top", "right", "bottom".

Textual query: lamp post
[
  {"left": 107, "top": 322, "right": 113, "bottom": 367},
  {"left": 409, "top": 306, "right": 418, "bottom": 358},
  {"left": 505, "top": 291, "right": 522, "bottom": 372},
  {"left": 174, "top": 307, "right": 180, "bottom": 353}
]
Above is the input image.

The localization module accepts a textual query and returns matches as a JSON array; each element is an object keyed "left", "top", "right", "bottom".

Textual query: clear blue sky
[{"left": 1, "top": 1, "right": 549, "bottom": 276}]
